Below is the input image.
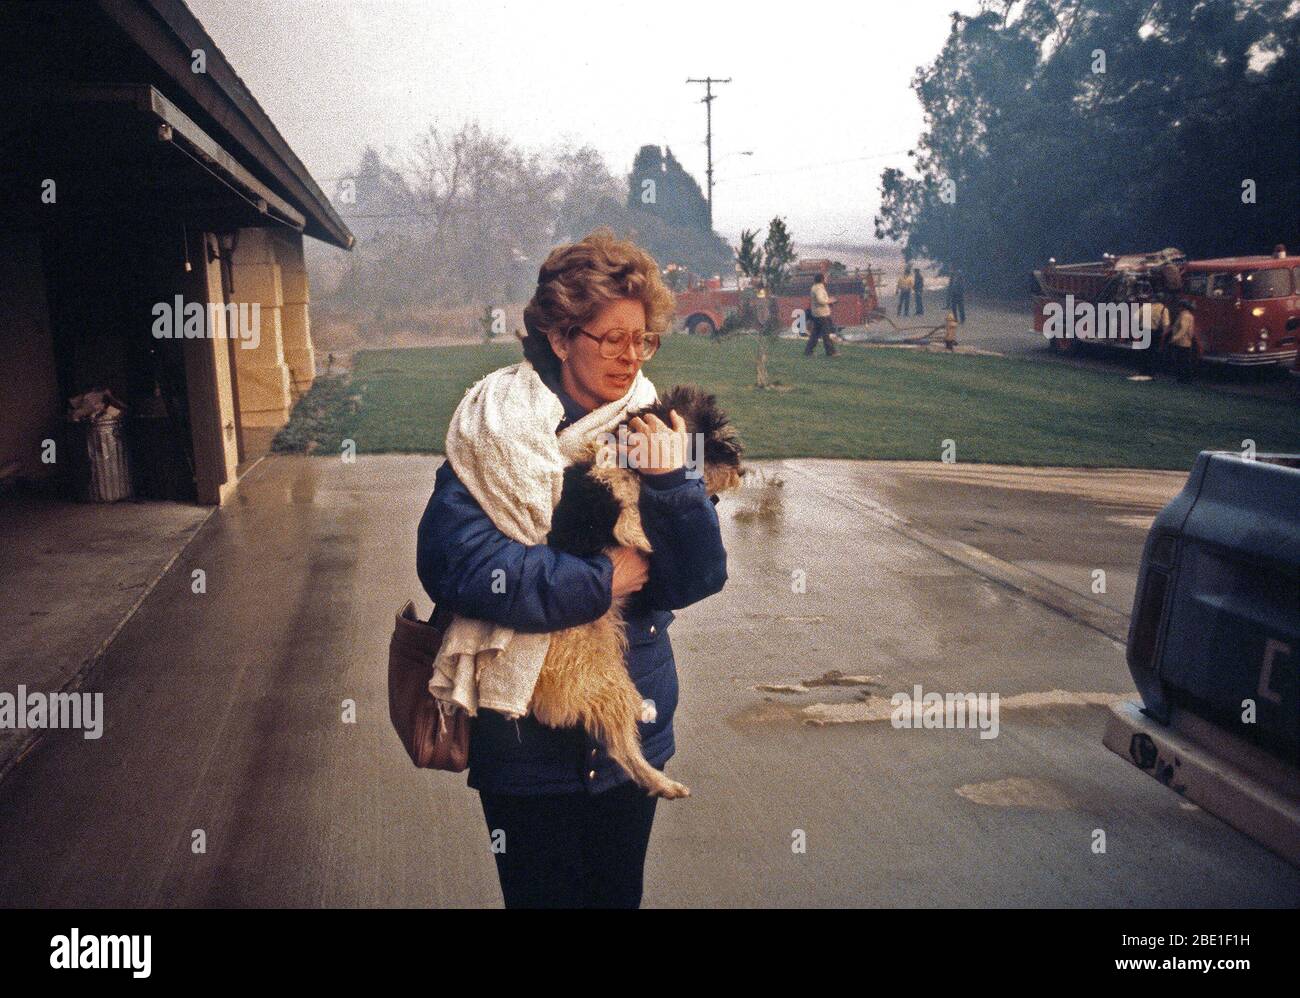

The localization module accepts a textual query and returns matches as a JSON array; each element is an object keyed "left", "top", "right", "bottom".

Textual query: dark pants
[
  {"left": 478, "top": 779, "right": 659, "bottom": 908},
  {"left": 804, "top": 315, "right": 836, "bottom": 355},
  {"left": 948, "top": 294, "right": 965, "bottom": 323},
  {"left": 914, "top": 288, "right": 924, "bottom": 315},
  {"left": 897, "top": 292, "right": 910, "bottom": 316},
  {"left": 1137, "top": 341, "right": 1156, "bottom": 376},
  {"left": 1170, "top": 344, "right": 1195, "bottom": 382}
]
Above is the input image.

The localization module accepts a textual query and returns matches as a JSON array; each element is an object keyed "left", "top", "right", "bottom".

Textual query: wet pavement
[
  {"left": 0, "top": 489, "right": 212, "bottom": 782},
  {"left": 0, "top": 454, "right": 1295, "bottom": 907}
]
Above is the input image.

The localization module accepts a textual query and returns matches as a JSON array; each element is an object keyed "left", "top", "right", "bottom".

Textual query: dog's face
[
  {"left": 628, "top": 385, "right": 744, "bottom": 496},
  {"left": 546, "top": 384, "right": 744, "bottom": 558}
]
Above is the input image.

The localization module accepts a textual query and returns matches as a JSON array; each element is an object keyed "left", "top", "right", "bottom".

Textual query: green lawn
[{"left": 273, "top": 336, "right": 1300, "bottom": 469}]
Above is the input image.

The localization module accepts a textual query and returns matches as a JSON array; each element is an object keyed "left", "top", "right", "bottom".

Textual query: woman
[{"left": 415, "top": 229, "right": 728, "bottom": 908}]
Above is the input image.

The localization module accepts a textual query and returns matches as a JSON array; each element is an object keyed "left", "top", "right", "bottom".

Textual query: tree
[
  {"left": 323, "top": 129, "right": 738, "bottom": 318},
  {"left": 729, "top": 217, "right": 798, "bottom": 389},
  {"left": 875, "top": 0, "right": 1300, "bottom": 294},
  {"left": 761, "top": 217, "right": 796, "bottom": 298},
  {"left": 627, "top": 144, "right": 711, "bottom": 232},
  {"left": 554, "top": 144, "right": 625, "bottom": 240},
  {"left": 736, "top": 228, "right": 763, "bottom": 285}
]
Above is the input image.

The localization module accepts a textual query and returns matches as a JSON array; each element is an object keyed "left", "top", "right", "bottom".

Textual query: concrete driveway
[{"left": 0, "top": 454, "right": 1295, "bottom": 907}]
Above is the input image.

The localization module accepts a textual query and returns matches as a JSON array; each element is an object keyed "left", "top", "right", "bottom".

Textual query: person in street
[
  {"left": 946, "top": 268, "right": 966, "bottom": 324},
  {"left": 805, "top": 273, "right": 838, "bottom": 357},
  {"left": 912, "top": 267, "right": 925, "bottom": 316},
  {"left": 896, "top": 267, "right": 913, "bottom": 317},
  {"left": 416, "top": 228, "right": 728, "bottom": 908},
  {"left": 943, "top": 310, "right": 957, "bottom": 351},
  {"left": 1134, "top": 296, "right": 1168, "bottom": 379},
  {"left": 1159, "top": 259, "right": 1183, "bottom": 296},
  {"left": 1163, "top": 299, "right": 1197, "bottom": 382}
]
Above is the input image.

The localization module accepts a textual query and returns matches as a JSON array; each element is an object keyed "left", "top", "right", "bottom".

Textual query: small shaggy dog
[{"left": 528, "top": 385, "right": 743, "bottom": 798}]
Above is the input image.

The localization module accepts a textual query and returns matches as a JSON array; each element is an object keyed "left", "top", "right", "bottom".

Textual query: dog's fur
[{"left": 528, "top": 385, "right": 743, "bottom": 798}]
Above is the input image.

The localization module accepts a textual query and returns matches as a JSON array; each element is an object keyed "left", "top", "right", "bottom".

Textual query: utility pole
[{"left": 686, "top": 76, "right": 731, "bottom": 229}]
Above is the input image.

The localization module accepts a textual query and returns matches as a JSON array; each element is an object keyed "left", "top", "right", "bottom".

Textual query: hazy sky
[{"left": 189, "top": 0, "right": 983, "bottom": 246}]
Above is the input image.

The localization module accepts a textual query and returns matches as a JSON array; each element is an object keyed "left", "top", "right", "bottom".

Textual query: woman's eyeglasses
[{"left": 574, "top": 326, "right": 661, "bottom": 360}]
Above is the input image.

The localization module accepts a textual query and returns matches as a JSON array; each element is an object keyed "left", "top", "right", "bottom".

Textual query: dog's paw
[{"left": 651, "top": 777, "right": 691, "bottom": 800}]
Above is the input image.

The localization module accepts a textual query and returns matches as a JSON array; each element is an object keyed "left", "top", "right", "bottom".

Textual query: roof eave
[{"left": 94, "top": 0, "right": 354, "bottom": 250}]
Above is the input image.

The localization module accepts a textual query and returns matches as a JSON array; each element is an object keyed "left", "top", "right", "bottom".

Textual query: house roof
[{"left": 94, "top": 0, "right": 354, "bottom": 249}]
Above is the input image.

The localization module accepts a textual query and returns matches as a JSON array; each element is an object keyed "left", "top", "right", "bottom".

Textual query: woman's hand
[
  {"left": 609, "top": 546, "right": 650, "bottom": 597},
  {"left": 623, "top": 410, "right": 687, "bottom": 475}
]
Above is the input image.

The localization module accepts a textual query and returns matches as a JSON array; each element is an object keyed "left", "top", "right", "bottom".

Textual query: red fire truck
[
  {"left": 673, "top": 262, "right": 883, "bottom": 336},
  {"left": 1033, "top": 249, "right": 1300, "bottom": 366}
]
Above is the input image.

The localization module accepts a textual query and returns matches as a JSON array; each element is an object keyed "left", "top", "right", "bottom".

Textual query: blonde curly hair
[{"left": 521, "top": 228, "right": 675, "bottom": 380}]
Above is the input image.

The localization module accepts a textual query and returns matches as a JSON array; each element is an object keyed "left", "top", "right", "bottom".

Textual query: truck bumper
[
  {"left": 1201, "top": 348, "right": 1298, "bottom": 366},
  {"left": 1104, "top": 700, "right": 1300, "bottom": 867}
]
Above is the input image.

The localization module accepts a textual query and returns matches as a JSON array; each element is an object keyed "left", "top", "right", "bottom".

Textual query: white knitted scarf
[{"left": 428, "top": 360, "right": 658, "bottom": 719}]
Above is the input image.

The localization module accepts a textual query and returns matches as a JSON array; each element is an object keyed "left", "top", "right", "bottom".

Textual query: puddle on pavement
[
  {"left": 731, "top": 686, "right": 1132, "bottom": 727},
  {"left": 731, "top": 472, "right": 786, "bottom": 523},
  {"left": 799, "top": 689, "right": 1130, "bottom": 726},
  {"left": 804, "top": 670, "right": 881, "bottom": 688},
  {"left": 729, "top": 699, "right": 807, "bottom": 727},
  {"left": 955, "top": 777, "right": 1077, "bottom": 810},
  {"left": 754, "top": 670, "right": 882, "bottom": 695}
]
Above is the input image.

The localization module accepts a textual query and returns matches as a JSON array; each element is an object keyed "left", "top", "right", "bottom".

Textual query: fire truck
[
  {"left": 1032, "top": 249, "right": 1300, "bottom": 366},
  {"left": 673, "top": 260, "right": 884, "bottom": 336}
]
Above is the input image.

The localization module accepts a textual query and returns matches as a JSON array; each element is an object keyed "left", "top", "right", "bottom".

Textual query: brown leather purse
[{"left": 387, "top": 600, "right": 471, "bottom": 771}]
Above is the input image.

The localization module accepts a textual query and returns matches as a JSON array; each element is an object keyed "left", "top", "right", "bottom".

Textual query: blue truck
[{"left": 1127, "top": 451, "right": 1299, "bottom": 763}]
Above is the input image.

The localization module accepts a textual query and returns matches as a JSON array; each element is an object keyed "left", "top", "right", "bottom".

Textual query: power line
[{"left": 686, "top": 76, "right": 731, "bottom": 228}]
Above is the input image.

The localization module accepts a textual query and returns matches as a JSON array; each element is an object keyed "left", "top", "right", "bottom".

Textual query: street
[
  {"left": 1, "top": 453, "right": 1295, "bottom": 907},
  {"left": 837, "top": 296, "right": 1298, "bottom": 401}
]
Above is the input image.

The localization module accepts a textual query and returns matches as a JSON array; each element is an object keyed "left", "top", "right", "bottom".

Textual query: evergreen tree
[
  {"left": 875, "top": 0, "right": 1300, "bottom": 294},
  {"left": 761, "top": 217, "right": 796, "bottom": 295}
]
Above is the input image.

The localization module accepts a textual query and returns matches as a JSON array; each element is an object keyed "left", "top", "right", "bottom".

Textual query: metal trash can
[{"left": 67, "top": 416, "right": 134, "bottom": 502}]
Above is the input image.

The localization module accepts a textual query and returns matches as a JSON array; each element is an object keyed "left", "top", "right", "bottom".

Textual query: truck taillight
[{"left": 1131, "top": 569, "right": 1170, "bottom": 670}]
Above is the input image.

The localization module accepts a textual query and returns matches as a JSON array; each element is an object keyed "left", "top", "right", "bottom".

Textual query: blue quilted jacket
[{"left": 415, "top": 376, "right": 728, "bottom": 795}]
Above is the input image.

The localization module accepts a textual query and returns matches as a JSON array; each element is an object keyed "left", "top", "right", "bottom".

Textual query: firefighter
[
  {"left": 805, "top": 273, "right": 838, "bottom": 357},
  {"left": 1159, "top": 259, "right": 1183, "bottom": 296},
  {"left": 913, "top": 267, "right": 925, "bottom": 316},
  {"left": 1135, "top": 296, "right": 1168, "bottom": 379},
  {"left": 946, "top": 268, "right": 967, "bottom": 324},
  {"left": 1163, "top": 299, "right": 1197, "bottom": 382},
  {"left": 896, "top": 267, "right": 913, "bottom": 316},
  {"left": 944, "top": 310, "right": 958, "bottom": 351}
]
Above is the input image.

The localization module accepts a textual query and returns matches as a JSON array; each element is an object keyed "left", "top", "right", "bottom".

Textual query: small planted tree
[
  {"left": 753, "top": 217, "right": 796, "bottom": 388},
  {"left": 760, "top": 217, "right": 795, "bottom": 300},
  {"left": 736, "top": 228, "right": 763, "bottom": 288}
]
